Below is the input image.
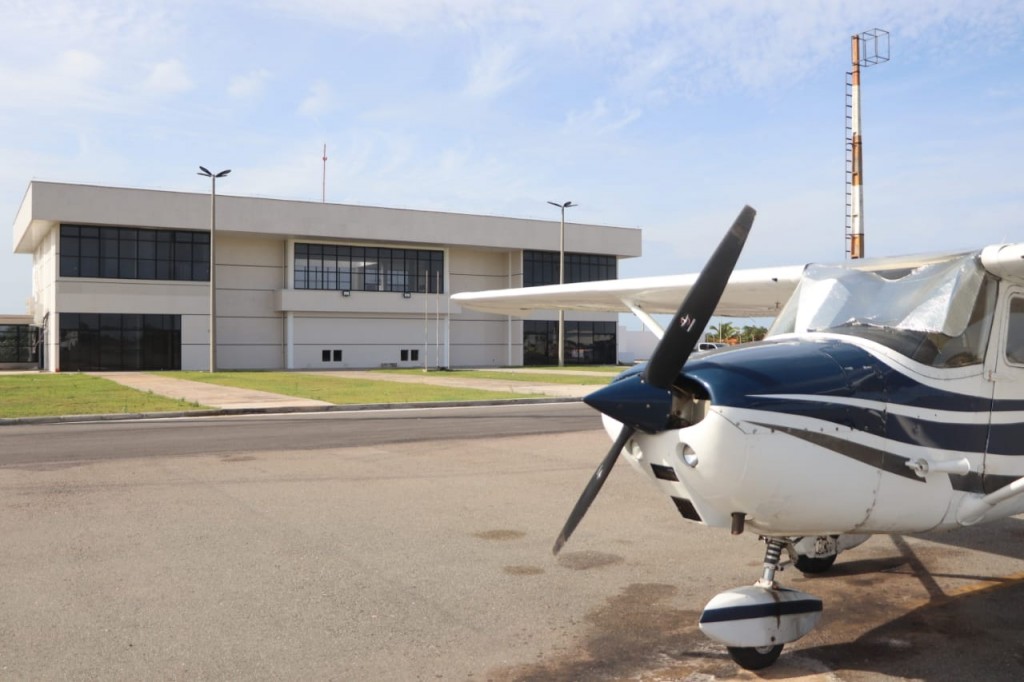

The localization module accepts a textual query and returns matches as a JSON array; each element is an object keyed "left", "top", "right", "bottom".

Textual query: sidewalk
[
  {"left": 89, "top": 372, "right": 333, "bottom": 411},
  {"left": 86, "top": 369, "right": 598, "bottom": 413}
]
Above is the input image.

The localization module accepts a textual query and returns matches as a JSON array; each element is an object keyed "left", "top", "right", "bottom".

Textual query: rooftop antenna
[
  {"left": 321, "top": 143, "right": 327, "bottom": 203},
  {"left": 846, "top": 28, "right": 890, "bottom": 259}
]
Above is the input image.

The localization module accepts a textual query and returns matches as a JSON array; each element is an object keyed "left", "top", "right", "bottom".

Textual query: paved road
[
  {"left": 0, "top": 403, "right": 599, "bottom": 466},
  {"left": 2, "top": 404, "right": 1024, "bottom": 680}
]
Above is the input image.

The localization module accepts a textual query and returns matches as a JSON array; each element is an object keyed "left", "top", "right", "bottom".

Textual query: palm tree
[
  {"left": 740, "top": 325, "right": 769, "bottom": 342},
  {"left": 707, "top": 322, "right": 738, "bottom": 343}
]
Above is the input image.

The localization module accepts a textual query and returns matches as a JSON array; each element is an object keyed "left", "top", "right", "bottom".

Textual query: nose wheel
[
  {"left": 699, "top": 538, "right": 823, "bottom": 670},
  {"left": 726, "top": 539, "right": 786, "bottom": 670}
]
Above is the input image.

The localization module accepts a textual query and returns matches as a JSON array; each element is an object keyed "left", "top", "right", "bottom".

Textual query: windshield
[{"left": 768, "top": 253, "right": 997, "bottom": 367}]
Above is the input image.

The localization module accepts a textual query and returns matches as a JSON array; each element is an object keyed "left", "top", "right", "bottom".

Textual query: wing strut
[
  {"left": 623, "top": 300, "right": 665, "bottom": 340},
  {"left": 957, "top": 475, "right": 1024, "bottom": 525}
]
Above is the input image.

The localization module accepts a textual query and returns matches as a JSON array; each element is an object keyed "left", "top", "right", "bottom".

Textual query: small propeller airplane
[{"left": 452, "top": 205, "right": 1024, "bottom": 669}]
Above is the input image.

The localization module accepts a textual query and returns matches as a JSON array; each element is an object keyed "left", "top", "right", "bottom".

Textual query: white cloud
[
  {"left": 0, "top": 49, "right": 115, "bottom": 113},
  {"left": 144, "top": 59, "right": 193, "bottom": 95},
  {"left": 0, "top": 2, "right": 186, "bottom": 111},
  {"left": 0, "top": 0, "right": 176, "bottom": 50},
  {"left": 261, "top": 0, "right": 1024, "bottom": 98},
  {"left": 260, "top": 0, "right": 538, "bottom": 34},
  {"left": 56, "top": 49, "right": 104, "bottom": 80},
  {"left": 564, "top": 98, "right": 641, "bottom": 136},
  {"left": 299, "top": 80, "right": 334, "bottom": 117},
  {"left": 228, "top": 69, "right": 272, "bottom": 98},
  {"left": 464, "top": 43, "right": 528, "bottom": 99}
]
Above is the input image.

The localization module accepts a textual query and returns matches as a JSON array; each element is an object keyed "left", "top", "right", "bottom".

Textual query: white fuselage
[{"left": 608, "top": 330, "right": 1024, "bottom": 537}]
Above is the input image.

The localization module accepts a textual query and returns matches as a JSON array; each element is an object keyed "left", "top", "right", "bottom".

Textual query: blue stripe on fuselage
[{"left": 679, "top": 339, "right": 1022, "bottom": 458}]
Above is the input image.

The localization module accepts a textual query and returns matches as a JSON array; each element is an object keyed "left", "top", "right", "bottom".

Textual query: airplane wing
[{"left": 451, "top": 264, "right": 806, "bottom": 318}]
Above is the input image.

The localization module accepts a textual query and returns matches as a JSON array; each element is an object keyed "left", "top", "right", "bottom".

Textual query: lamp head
[{"left": 198, "top": 167, "right": 231, "bottom": 178}]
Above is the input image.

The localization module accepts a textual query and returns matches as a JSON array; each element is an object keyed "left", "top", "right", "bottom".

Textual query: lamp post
[
  {"left": 547, "top": 200, "right": 577, "bottom": 367},
  {"left": 198, "top": 166, "right": 230, "bottom": 372}
]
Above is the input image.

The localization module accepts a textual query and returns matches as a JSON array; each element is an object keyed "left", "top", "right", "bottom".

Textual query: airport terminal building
[{"left": 10, "top": 181, "right": 641, "bottom": 372}]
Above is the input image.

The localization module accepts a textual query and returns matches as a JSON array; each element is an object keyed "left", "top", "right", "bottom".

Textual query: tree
[
  {"left": 707, "top": 322, "right": 738, "bottom": 343},
  {"left": 740, "top": 325, "right": 769, "bottom": 342}
]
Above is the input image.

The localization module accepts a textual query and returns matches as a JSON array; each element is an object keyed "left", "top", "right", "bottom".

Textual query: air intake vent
[
  {"left": 671, "top": 496, "right": 702, "bottom": 522},
  {"left": 651, "top": 463, "right": 679, "bottom": 482}
]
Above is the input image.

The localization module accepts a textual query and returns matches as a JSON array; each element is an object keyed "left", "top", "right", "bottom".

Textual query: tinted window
[
  {"left": 523, "top": 251, "right": 616, "bottom": 287},
  {"left": 59, "top": 313, "right": 181, "bottom": 371},
  {"left": 59, "top": 224, "right": 210, "bottom": 283},
  {"left": 294, "top": 243, "right": 445, "bottom": 293}
]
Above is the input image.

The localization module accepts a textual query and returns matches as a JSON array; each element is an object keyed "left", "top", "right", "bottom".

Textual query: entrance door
[{"left": 985, "top": 286, "right": 1024, "bottom": 493}]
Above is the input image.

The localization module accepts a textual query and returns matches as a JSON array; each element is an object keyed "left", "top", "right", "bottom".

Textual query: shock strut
[{"left": 757, "top": 538, "right": 787, "bottom": 588}]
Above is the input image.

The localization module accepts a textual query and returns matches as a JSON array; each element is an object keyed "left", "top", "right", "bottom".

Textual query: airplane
[{"left": 451, "top": 205, "right": 1024, "bottom": 670}]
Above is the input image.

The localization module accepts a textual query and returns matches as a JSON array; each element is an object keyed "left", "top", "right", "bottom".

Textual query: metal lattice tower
[{"left": 845, "top": 28, "right": 890, "bottom": 259}]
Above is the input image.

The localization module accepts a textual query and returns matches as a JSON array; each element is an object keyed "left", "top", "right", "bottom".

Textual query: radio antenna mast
[{"left": 845, "top": 29, "right": 889, "bottom": 259}]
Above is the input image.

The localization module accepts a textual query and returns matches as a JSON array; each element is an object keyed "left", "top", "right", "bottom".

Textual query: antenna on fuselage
[{"left": 845, "top": 29, "right": 889, "bottom": 259}]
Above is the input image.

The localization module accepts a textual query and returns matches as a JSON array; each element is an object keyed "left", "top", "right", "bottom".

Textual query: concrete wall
[
  {"left": 32, "top": 228, "right": 57, "bottom": 369},
  {"left": 216, "top": 233, "right": 285, "bottom": 370},
  {"left": 447, "top": 247, "right": 523, "bottom": 366},
  {"left": 290, "top": 314, "right": 446, "bottom": 369}
]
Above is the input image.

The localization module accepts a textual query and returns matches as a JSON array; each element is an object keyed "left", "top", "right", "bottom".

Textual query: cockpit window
[
  {"left": 768, "top": 253, "right": 997, "bottom": 367},
  {"left": 1006, "top": 297, "right": 1024, "bottom": 365}
]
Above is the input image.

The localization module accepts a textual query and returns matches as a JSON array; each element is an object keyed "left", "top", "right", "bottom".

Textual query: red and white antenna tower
[{"left": 846, "top": 29, "right": 889, "bottom": 259}]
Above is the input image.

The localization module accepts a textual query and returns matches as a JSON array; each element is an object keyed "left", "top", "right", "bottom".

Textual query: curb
[{"left": 0, "top": 396, "right": 583, "bottom": 427}]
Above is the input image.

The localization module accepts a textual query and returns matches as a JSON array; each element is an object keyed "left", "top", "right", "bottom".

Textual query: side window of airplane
[{"left": 1006, "top": 297, "right": 1024, "bottom": 365}]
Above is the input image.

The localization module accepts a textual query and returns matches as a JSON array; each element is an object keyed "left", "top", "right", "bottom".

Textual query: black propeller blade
[
  {"left": 553, "top": 205, "right": 756, "bottom": 555},
  {"left": 645, "top": 205, "right": 755, "bottom": 389},
  {"left": 553, "top": 424, "right": 635, "bottom": 555}
]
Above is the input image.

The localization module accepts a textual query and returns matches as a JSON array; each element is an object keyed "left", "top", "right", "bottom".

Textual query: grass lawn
[
  {"left": 378, "top": 369, "right": 615, "bottom": 385},
  {"left": 157, "top": 371, "right": 537, "bottom": 403},
  {"left": 0, "top": 374, "right": 203, "bottom": 419}
]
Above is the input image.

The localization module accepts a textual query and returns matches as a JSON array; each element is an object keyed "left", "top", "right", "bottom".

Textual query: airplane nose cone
[{"left": 583, "top": 373, "right": 674, "bottom": 434}]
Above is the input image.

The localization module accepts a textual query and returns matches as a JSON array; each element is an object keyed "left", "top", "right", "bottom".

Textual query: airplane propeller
[
  {"left": 552, "top": 205, "right": 756, "bottom": 555},
  {"left": 643, "top": 205, "right": 756, "bottom": 389}
]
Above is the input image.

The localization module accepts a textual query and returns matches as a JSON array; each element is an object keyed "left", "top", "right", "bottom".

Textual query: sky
[{"left": 2, "top": 0, "right": 1024, "bottom": 316}]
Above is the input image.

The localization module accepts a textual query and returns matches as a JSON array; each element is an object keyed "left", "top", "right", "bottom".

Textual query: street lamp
[
  {"left": 198, "top": 166, "right": 231, "bottom": 372},
  {"left": 547, "top": 200, "right": 577, "bottom": 367}
]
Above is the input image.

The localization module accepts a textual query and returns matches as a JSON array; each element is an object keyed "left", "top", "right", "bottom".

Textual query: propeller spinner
[{"left": 552, "top": 205, "right": 756, "bottom": 555}]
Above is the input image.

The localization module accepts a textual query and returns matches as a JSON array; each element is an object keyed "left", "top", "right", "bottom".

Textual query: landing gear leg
[
  {"left": 699, "top": 537, "right": 822, "bottom": 671},
  {"left": 756, "top": 537, "right": 786, "bottom": 588}
]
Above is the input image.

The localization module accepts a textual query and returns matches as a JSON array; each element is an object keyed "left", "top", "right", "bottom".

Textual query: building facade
[{"left": 12, "top": 182, "right": 641, "bottom": 372}]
